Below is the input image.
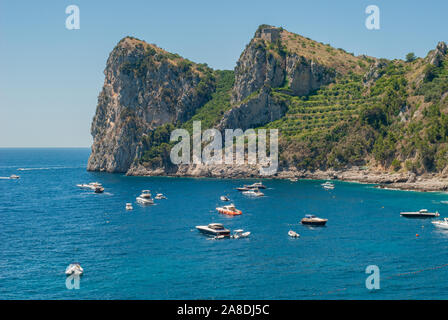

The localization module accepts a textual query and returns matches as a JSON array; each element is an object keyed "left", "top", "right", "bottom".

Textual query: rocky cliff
[{"left": 87, "top": 37, "right": 215, "bottom": 172}]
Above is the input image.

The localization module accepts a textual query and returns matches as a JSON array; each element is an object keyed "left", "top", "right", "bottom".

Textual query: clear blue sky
[{"left": 1, "top": 0, "right": 447, "bottom": 147}]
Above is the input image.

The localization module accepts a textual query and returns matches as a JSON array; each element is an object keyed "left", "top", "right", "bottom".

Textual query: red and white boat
[{"left": 216, "top": 204, "right": 242, "bottom": 216}]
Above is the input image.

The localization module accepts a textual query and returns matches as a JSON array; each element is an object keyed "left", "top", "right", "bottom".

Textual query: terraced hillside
[{"left": 267, "top": 74, "right": 380, "bottom": 138}]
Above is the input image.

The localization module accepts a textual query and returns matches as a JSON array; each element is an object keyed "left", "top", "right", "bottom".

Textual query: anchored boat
[
  {"left": 301, "top": 214, "right": 328, "bottom": 226},
  {"left": 321, "top": 181, "right": 335, "bottom": 190},
  {"left": 242, "top": 188, "right": 264, "bottom": 197},
  {"left": 400, "top": 209, "right": 440, "bottom": 218},
  {"left": 245, "top": 182, "right": 267, "bottom": 189},
  {"left": 216, "top": 203, "right": 242, "bottom": 216},
  {"left": 288, "top": 230, "right": 300, "bottom": 238},
  {"left": 136, "top": 190, "right": 154, "bottom": 205},
  {"left": 196, "top": 223, "right": 231, "bottom": 237}
]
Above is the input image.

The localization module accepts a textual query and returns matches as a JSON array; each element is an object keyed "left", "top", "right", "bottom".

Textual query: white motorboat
[
  {"left": 231, "top": 229, "right": 251, "bottom": 239},
  {"left": 77, "top": 182, "right": 104, "bottom": 193},
  {"left": 245, "top": 182, "right": 267, "bottom": 189},
  {"left": 155, "top": 193, "right": 167, "bottom": 200},
  {"left": 289, "top": 177, "right": 298, "bottom": 182},
  {"left": 432, "top": 218, "right": 448, "bottom": 229},
  {"left": 220, "top": 195, "right": 230, "bottom": 201},
  {"left": 288, "top": 230, "right": 300, "bottom": 238},
  {"left": 136, "top": 190, "right": 154, "bottom": 205},
  {"left": 301, "top": 214, "right": 328, "bottom": 226},
  {"left": 196, "top": 223, "right": 231, "bottom": 237},
  {"left": 322, "top": 181, "right": 335, "bottom": 190},
  {"left": 65, "top": 263, "right": 83, "bottom": 276},
  {"left": 400, "top": 209, "right": 440, "bottom": 218},
  {"left": 9, "top": 174, "right": 20, "bottom": 179},
  {"left": 242, "top": 188, "right": 264, "bottom": 197},
  {"left": 126, "top": 203, "right": 133, "bottom": 210}
]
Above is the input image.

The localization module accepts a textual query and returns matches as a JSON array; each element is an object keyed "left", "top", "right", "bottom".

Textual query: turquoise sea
[{"left": 1, "top": 148, "right": 448, "bottom": 299}]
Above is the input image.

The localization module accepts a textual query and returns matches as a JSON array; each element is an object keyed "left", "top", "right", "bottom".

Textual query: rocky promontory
[
  {"left": 88, "top": 25, "right": 448, "bottom": 192},
  {"left": 88, "top": 37, "right": 215, "bottom": 172}
]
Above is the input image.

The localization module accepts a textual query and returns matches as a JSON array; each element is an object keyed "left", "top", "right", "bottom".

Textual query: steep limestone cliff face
[
  {"left": 231, "top": 33, "right": 284, "bottom": 104},
  {"left": 286, "top": 54, "right": 335, "bottom": 96},
  {"left": 218, "top": 87, "right": 287, "bottom": 131},
  {"left": 88, "top": 37, "right": 215, "bottom": 172}
]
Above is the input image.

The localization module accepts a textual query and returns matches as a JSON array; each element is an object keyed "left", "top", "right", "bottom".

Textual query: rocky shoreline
[{"left": 126, "top": 164, "right": 448, "bottom": 193}]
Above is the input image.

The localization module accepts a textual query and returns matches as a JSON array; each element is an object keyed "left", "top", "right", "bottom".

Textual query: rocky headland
[{"left": 88, "top": 25, "right": 448, "bottom": 192}]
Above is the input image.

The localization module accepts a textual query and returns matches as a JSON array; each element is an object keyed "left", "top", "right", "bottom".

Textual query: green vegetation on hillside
[
  {"left": 264, "top": 61, "right": 414, "bottom": 170},
  {"left": 139, "top": 70, "right": 234, "bottom": 167},
  {"left": 182, "top": 70, "right": 235, "bottom": 132}
]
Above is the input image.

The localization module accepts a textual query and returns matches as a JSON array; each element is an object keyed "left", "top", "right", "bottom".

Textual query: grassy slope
[
  {"left": 182, "top": 70, "right": 235, "bottom": 132},
  {"left": 279, "top": 29, "right": 371, "bottom": 76}
]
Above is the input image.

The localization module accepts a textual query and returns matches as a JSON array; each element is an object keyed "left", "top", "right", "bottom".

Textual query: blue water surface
[{"left": 1, "top": 148, "right": 448, "bottom": 299}]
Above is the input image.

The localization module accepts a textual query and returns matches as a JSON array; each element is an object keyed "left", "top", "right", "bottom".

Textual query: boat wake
[
  {"left": 17, "top": 166, "right": 85, "bottom": 171},
  {"left": 18, "top": 166, "right": 83, "bottom": 171}
]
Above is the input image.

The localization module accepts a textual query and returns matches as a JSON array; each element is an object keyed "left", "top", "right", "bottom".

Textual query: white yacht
[
  {"left": 196, "top": 223, "right": 231, "bottom": 237},
  {"left": 126, "top": 203, "right": 133, "bottom": 210},
  {"left": 65, "top": 263, "right": 83, "bottom": 276},
  {"left": 220, "top": 195, "right": 230, "bottom": 201},
  {"left": 400, "top": 209, "right": 440, "bottom": 218},
  {"left": 136, "top": 190, "right": 154, "bottom": 205},
  {"left": 9, "top": 174, "right": 20, "bottom": 179},
  {"left": 432, "top": 218, "right": 448, "bottom": 229},
  {"left": 242, "top": 188, "right": 264, "bottom": 197},
  {"left": 155, "top": 193, "right": 167, "bottom": 200}
]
